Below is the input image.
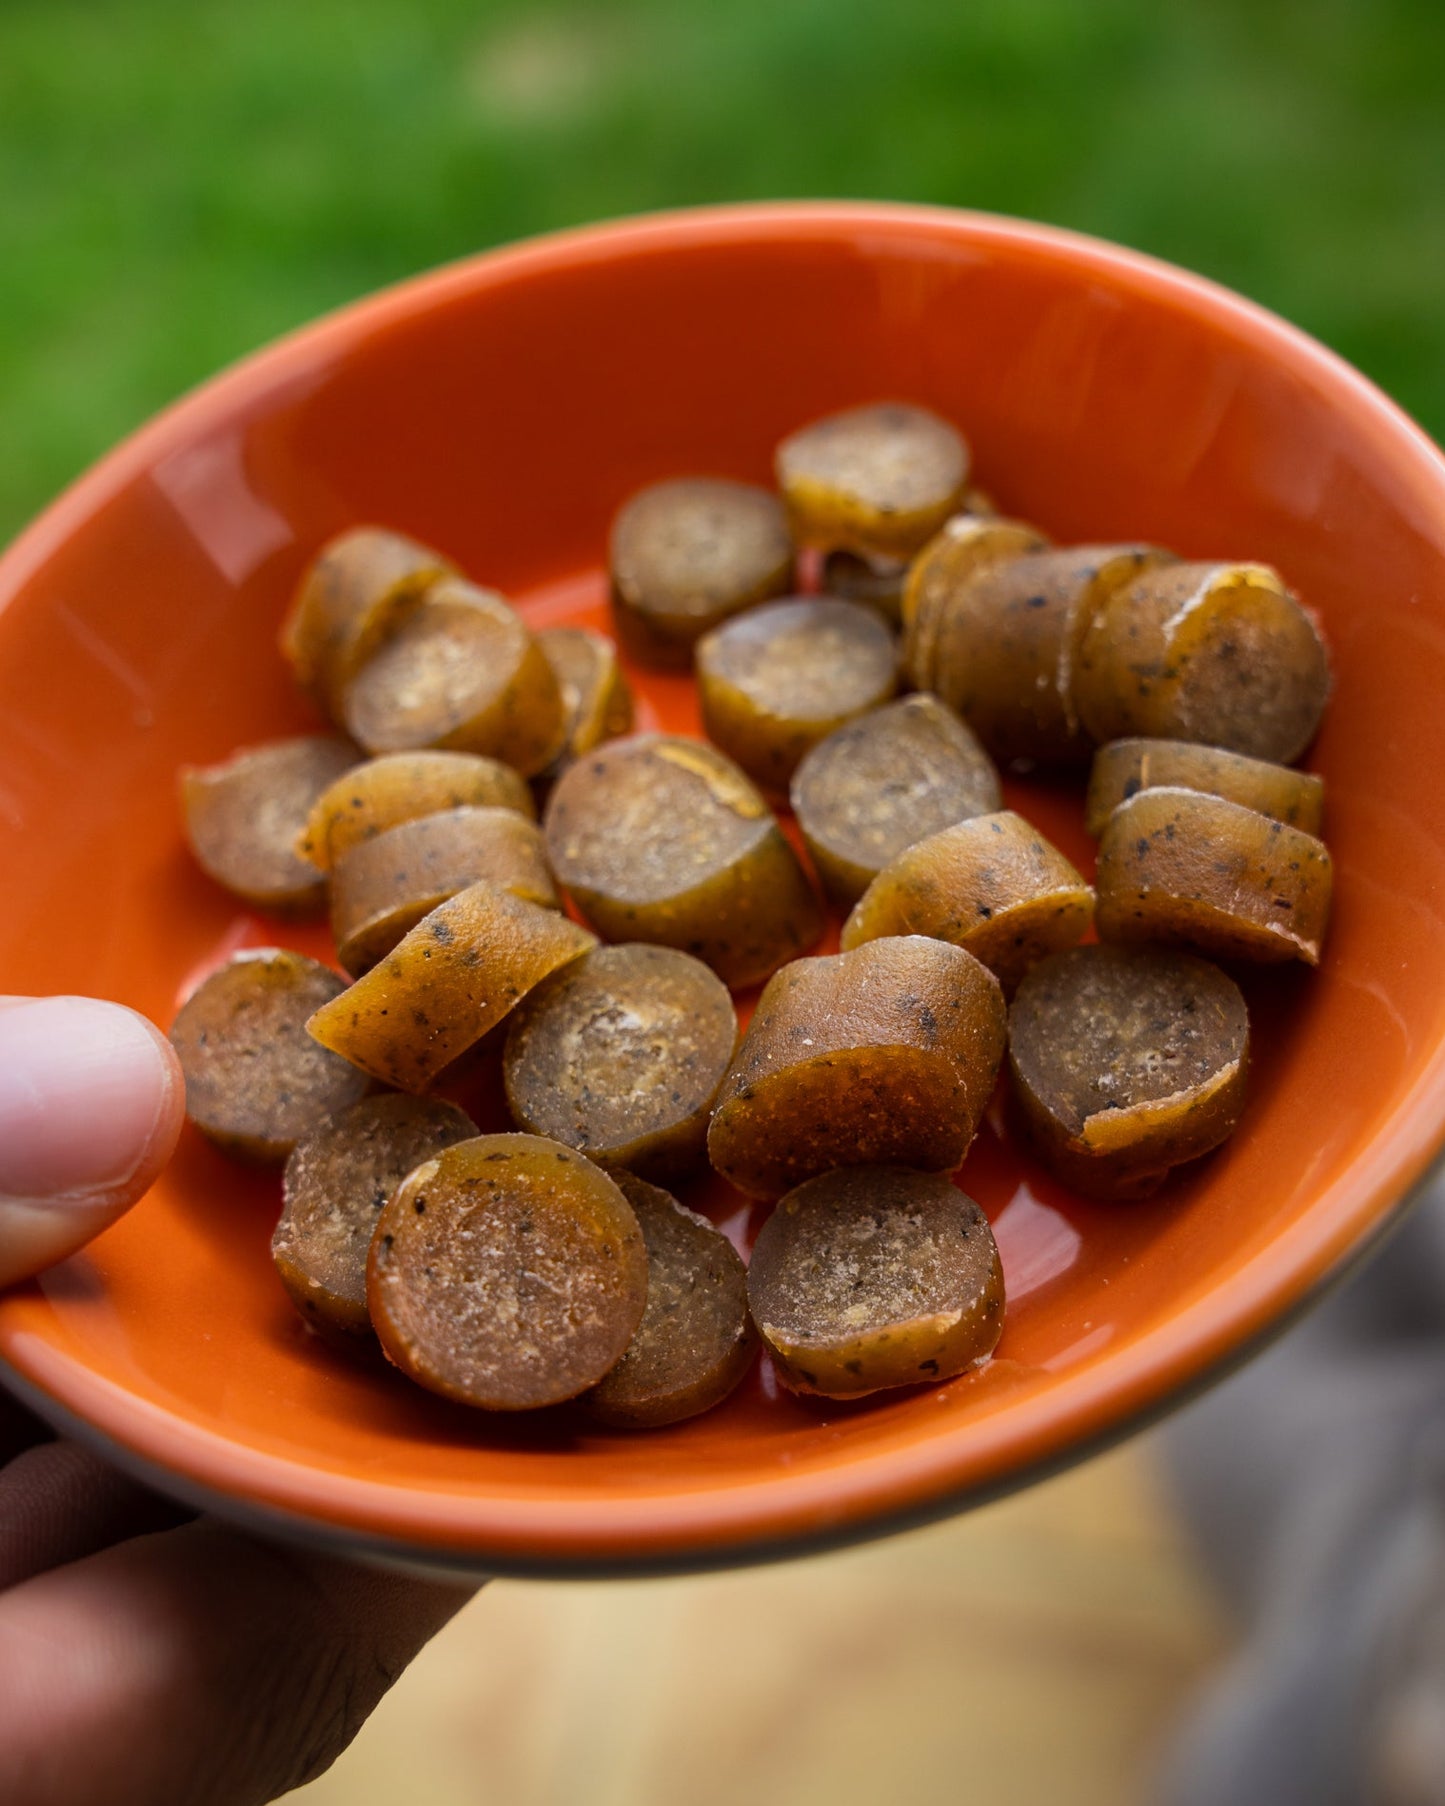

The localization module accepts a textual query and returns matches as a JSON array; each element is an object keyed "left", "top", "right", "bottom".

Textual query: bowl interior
[{"left": 2, "top": 204, "right": 1444, "bottom": 1573}]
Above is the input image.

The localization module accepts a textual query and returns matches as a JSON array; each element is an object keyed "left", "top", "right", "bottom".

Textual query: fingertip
[{"left": 0, "top": 998, "right": 185, "bottom": 1288}]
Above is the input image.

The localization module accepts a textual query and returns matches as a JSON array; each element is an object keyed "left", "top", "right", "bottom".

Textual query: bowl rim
[{"left": 3, "top": 199, "right": 1445, "bottom": 1574}]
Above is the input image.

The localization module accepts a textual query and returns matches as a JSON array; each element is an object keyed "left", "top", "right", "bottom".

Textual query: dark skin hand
[{"left": 0, "top": 998, "right": 477, "bottom": 1806}]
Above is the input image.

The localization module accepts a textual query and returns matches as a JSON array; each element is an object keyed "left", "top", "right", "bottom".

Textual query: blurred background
[
  {"left": 3, "top": 0, "right": 1443, "bottom": 548},
  {"left": 4, "top": 1, "right": 1441, "bottom": 1800}
]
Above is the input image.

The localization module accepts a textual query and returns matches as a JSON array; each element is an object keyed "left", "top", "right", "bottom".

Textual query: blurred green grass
[{"left": 2, "top": 0, "right": 1441, "bottom": 540}]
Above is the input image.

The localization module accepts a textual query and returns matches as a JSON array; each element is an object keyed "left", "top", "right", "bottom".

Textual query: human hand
[{"left": 0, "top": 996, "right": 475, "bottom": 1806}]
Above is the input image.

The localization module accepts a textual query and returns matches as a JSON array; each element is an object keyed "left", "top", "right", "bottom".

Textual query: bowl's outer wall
[{"left": 1, "top": 204, "right": 1444, "bottom": 1570}]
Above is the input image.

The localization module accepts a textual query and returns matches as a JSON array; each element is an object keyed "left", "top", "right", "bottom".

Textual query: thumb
[{"left": 0, "top": 997, "right": 184, "bottom": 1289}]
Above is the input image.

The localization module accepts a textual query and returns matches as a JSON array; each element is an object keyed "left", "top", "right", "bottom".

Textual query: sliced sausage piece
[
  {"left": 697, "top": 598, "right": 898, "bottom": 790},
  {"left": 1008, "top": 944, "right": 1250, "bottom": 1199},
  {"left": 543, "top": 734, "right": 821, "bottom": 989},
  {"left": 280, "top": 527, "right": 455, "bottom": 715},
  {"left": 1094, "top": 787, "right": 1332, "bottom": 966},
  {"left": 1084, "top": 738, "right": 1324, "bottom": 838},
  {"left": 169, "top": 950, "right": 369, "bottom": 1162},
  {"left": 747, "top": 1167, "right": 1004, "bottom": 1398},
  {"left": 707, "top": 936, "right": 1006, "bottom": 1201},
  {"left": 273, "top": 1095, "right": 478, "bottom": 1341},
  {"left": 927, "top": 545, "right": 1172, "bottom": 766},
  {"left": 306, "top": 882, "right": 596, "bottom": 1092},
  {"left": 902, "top": 514, "right": 1050, "bottom": 687},
  {"left": 1071, "top": 560, "right": 1331, "bottom": 763},
  {"left": 367, "top": 1134, "right": 649, "bottom": 1410},
  {"left": 790, "top": 694, "right": 1002, "bottom": 908},
  {"left": 341, "top": 577, "right": 565, "bottom": 776},
  {"left": 841, "top": 811, "right": 1093, "bottom": 994},
  {"left": 330, "top": 807, "right": 557, "bottom": 977},
  {"left": 297, "top": 750, "right": 535, "bottom": 871},
  {"left": 777, "top": 403, "right": 970, "bottom": 559},
  {"left": 181, "top": 734, "right": 360, "bottom": 915},
  {"left": 583, "top": 1172, "right": 755, "bottom": 1428},
  {"left": 536, "top": 626, "right": 635, "bottom": 772},
  {"left": 609, "top": 478, "right": 793, "bottom": 669},
  {"left": 503, "top": 944, "right": 737, "bottom": 1179}
]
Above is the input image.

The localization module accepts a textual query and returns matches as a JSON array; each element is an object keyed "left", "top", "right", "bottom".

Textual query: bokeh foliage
[{"left": 1, "top": 0, "right": 1440, "bottom": 538}]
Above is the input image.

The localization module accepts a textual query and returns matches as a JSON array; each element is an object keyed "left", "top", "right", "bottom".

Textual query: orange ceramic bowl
[{"left": 2, "top": 202, "right": 1444, "bottom": 1577}]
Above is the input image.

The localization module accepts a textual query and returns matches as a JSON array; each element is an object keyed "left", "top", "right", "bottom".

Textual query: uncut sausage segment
[{"left": 707, "top": 936, "right": 1006, "bottom": 1201}]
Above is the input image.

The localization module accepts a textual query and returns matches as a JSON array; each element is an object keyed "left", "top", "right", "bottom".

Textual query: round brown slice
[
  {"left": 307, "top": 882, "right": 597, "bottom": 1093},
  {"left": 181, "top": 734, "right": 360, "bottom": 915},
  {"left": 707, "top": 936, "right": 1006, "bottom": 1201},
  {"left": 902, "top": 514, "right": 1050, "bottom": 686},
  {"left": 609, "top": 478, "right": 794, "bottom": 669},
  {"left": 503, "top": 944, "right": 737, "bottom": 1179},
  {"left": 1084, "top": 738, "right": 1325, "bottom": 839},
  {"left": 747, "top": 1167, "right": 1005, "bottom": 1398},
  {"left": 1008, "top": 944, "right": 1250, "bottom": 1199},
  {"left": 583, "top": 1172, "right": 755, "bottom": 1429},
  {"left": 330, "top": 807, "right": 558, "bottom": 976},
  {"left": 272, "top": 1095, "right": 478, "bottom": 1341},
  {"left": 536, "top": 626, "right": 635, "bottom": 770},
  {"left": 928, "top": 545, "right": 1173, "bottom": 766},
  {"left": 543, "top": 734, "right": 821, "bottom": 989},
  {"left": 280, "top": 527, "right": 455, "bottom": 715},
  {"left": 169, "top": 950, "right": 369, "bottom": 1163},
  {"left": 776, "top": 403, "right": 970, "bottom": 559},
  {"left": 1094, "top": 787, "right": 1332, "bottom": 966},
  {"left": 790, "top": 694, "right": 1003, "bottom": 908},
  {"left": 696, "top": 598, "right": 899, "bottom": 790},
  {"left": 1071, "top": 560, "right": 1331, "bottom": 763},
  {"left": 841, "top": 811, "right": 1094, "bottom": 994},
  {"left": 341, "top": 576, "right": 565, "bottom": 775},
  {"left": 368, "top": 1134, "right": 649, "bottom": 1410},
  {"left": 297, "top": 750, "right": 536, "bottom": 871}
]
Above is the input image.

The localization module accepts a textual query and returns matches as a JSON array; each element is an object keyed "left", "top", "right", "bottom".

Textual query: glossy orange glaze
[{"left": 1, "top": 203, "right": 1443, "bottom": 1575}]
